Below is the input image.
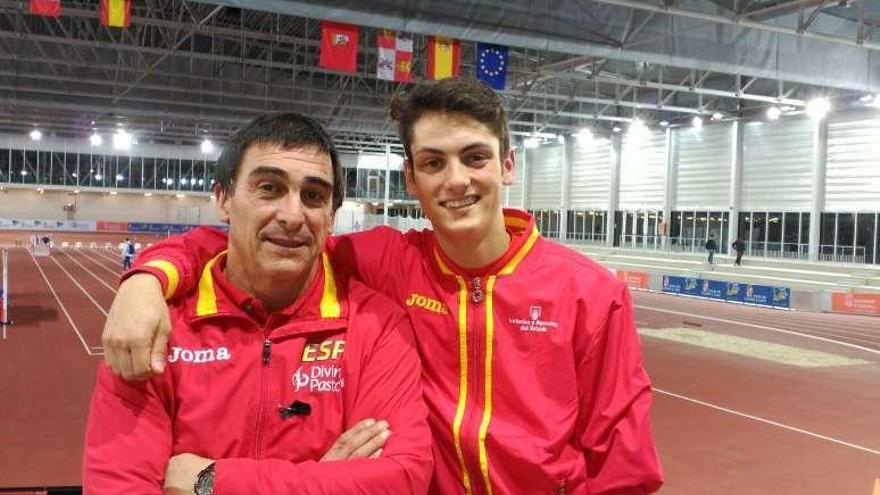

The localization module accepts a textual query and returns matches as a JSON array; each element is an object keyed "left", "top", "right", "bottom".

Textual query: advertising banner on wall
[
  {"left": 664, "top": 275, "right": 790, "bottom": 309},
  {"left": 742, "top": 284, "right": 773, "bottom": 307},
  {"left": 699, "top": 279, "right": 727, "bottom": 301},
  {"left": 0, "top": 218, "right": 96, "bottom": 231},
  {"left": 662, "top": 275, "right": 686, "bottom": 295},
  {"left": 771, "top": 287, "right": 791, "bottom": 308},
  {"left": 128, "top": 222, "right": 194, "bottom": 234},
  {"left": 831, "top": 293, "right": 880, "bottom": 315},
  {"left": 96, "top": 221, "right": 129, "bottom": 231},
  {"left": 616, "top": 270, "right": 650, "bottom": 290}
]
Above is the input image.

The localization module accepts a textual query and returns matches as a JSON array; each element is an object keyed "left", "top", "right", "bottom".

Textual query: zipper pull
[
  {"left": 262, "top": 339, "right": 271, "bottom": 364},
  {"left": 557, "top": 479, "right": 567, "bottom": 495},
  {"left": 471, "top": 277, "right": 484, "bottom": 304}
]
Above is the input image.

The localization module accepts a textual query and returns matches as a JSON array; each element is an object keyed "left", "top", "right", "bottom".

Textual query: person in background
[
  {"left": 121, "top": 238, "right": 135, "bottom": 270},
  {"left": 100, "top": 78, "right": 662, "bottom": 495},
  {"left": 83, "top": 113, "right": 431, "bottom": 495},
  {"left": 705, "top": 235, "right": 717, "bottom": 265},
  {"left": 732, "top": 238, "right": 746, "bottom": 266}
]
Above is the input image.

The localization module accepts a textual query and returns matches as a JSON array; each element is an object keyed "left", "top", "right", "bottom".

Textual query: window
[{"left": 856, "top": 213, "right": 876, "bottom": 265}]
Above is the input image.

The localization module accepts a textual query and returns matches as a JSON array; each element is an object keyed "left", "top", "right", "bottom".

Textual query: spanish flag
[
  {"left": 100, "top": 0, "right": 131, "bottom": 28},
  {"left": 426, "top": 36, "right": 461, "bottom": 80}
]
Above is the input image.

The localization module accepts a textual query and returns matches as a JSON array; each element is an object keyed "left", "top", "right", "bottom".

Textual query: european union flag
[{"left": 475, "top": 43, "right": 508, "bottom": 90}]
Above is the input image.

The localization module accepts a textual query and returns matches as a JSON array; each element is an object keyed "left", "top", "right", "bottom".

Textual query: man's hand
[
  {"left": 102, "top": 273, "right": 171, "bottom": 380},
  {"left": 321, "top": 418, "right": 391, "bottom": 461},
  {"left": 164, "top": 453, "right": 213, "bottom": 495}
]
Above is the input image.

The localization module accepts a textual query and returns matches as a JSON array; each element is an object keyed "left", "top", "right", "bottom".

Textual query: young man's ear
[
  {"left": 501, "top": 147, "right": 516, "bottom": 186},
  {"left": 214, "top": 184, "right": 231, "bottom": 224}
]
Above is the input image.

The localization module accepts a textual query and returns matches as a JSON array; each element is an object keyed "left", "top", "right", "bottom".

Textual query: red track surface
[{"left": 1, "top": 245, "right": 878, "bottom": 493}]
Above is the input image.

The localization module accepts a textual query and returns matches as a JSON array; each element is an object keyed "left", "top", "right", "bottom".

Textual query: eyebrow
[
  {"left": 414, "top": 142, "right": 494, "bottom": 157},
  {"left": 249, "top": 166, "right": 333, "bottom": 191}
]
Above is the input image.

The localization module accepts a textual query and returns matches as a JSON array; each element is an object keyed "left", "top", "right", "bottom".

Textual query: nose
[
  {"left": 444, "top": 160, "right": 470, "bottom": 191},
  {"left": 274, "top": 192, "right": 306, "bottom": 230}
]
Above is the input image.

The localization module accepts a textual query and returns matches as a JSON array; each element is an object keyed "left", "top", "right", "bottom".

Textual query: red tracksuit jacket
[
  {"left": 85, "top": 252, "right": 432, "bottom": 494},
  {"left": 129, "top": 209, "right": 663, "bottom": 495}
]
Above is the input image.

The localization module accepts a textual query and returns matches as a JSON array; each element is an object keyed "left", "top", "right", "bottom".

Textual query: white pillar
[
  {"left": 560, "top": 136, "right": 573, "bottom": 242},
  {"left": 606, "top": 133, "right": 622, "bottom": 247},
  {"left": 808, "top": 120, "right": 828, "bottom": 262},
  {"left": 662, "top": 128, "right": 675, "bottom": 248},
  {"left": 728, "top": 120, "right": 744, "bottom": 252},
  {"left": 383, "top": 145, "right": 392, "bottom": 226}
]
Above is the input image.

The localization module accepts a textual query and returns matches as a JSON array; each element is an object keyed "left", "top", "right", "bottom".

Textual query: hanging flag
[
  {"left": 29, "top": 0, "right": 61, "bottom": 17},
  {"left": 377, "top": 30, "right": 414, "bottom": 83},
  {"left": 475, "top": 43, "right": 508, "bottom": 90},
  {"left": 319, "top": 21, "right": 359, "bottom": 72},
  {"left": 426, "top": 37, "right": 461, "bottom": 80},
  {"left": 100, "top": 0, "right": 131, "bottom": 28}
]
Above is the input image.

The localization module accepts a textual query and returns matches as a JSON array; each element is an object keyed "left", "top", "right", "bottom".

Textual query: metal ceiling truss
[{"left": 0, "top": 0, "right": 875, "bottom": 153}]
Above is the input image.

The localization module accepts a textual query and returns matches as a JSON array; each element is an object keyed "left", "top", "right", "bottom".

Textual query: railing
[{"left": 819, "top": 245, "right": 866, "bottom": 264}]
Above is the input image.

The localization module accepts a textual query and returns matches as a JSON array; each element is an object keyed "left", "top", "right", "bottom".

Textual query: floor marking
[
  {"left": 635, "top": 304, "right": 880, "bottom": 357},
  {"left": 640, "top": 327, "right": 870, "bottom": 367},
  {"left": 28, "top": 251, "right": 94, "bottom": 356},
  {"left": 654, "top": 388, "right": 880, "bottom": 457},
  {"left": 59, "top": 250, "right": 117, "bottom": 294},
  {"left": 49, "top": 255, "right": 108, "bottom": 316},
  {"left": 79, "top": 249, "right": 123, "bottom": 276}
]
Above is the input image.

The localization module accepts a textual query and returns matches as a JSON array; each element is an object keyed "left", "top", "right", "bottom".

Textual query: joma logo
[
  {"left": 405, "top": 293, "right": 448, "bottom": 314},
  {"left": 168, "top": 346, "right": 231, "bottom": 364}
]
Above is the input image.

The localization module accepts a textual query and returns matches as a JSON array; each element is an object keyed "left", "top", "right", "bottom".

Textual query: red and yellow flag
[
  {"left": 426, "top": 36, "right": 461, "bottom": 80},
  {"left": 100, "top": 0, "right": 131, "bottom": 28},
  {"left": 28, "top": 0, "right": 61, "bottom": 17}
]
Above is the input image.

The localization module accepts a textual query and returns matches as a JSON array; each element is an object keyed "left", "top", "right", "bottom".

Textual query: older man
[{"left": 83, "top": 113, "right": 432, "bottom": 495}]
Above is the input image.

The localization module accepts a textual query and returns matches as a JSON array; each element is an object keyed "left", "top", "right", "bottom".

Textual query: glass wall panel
[
  {"left": 820, "top": 213, "right": 835, "bottom": 257},
  {"left": 767, "top": 211, "right": 782, "bottom": 256},
  {"left": 801, "top": 213, "right": 811, "bottom": 246},
  {"left": 783, "top": 212, "right": 800, "bottom": 258},
  {"left": 750, "top": 212, "right": 767, "bottom": 256},
  {"left": 856, "top": 213, "right": 876, "bottom": 265},
  {"left": 0, "top": 148, "right": 9, "bottom": 183},
  {"left": 837, "top": 213, "right": 855, "bottom": 259}
]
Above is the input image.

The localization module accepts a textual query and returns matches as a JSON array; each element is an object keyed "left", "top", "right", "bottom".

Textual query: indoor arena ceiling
[{"left": 1, "top": 0, "right": 878, "bottom": 153}]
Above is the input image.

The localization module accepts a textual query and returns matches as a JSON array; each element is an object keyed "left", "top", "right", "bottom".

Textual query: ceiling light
[
  {"left": 692, "top": 116, "right": 704, "bottom": 128},
  {"left": 859, "top": 94, "right": 875, "bottom": 104},
  {"left": 523, "top": 137, "right": 540, "bottom": 149},
  {"left": 20, "top": 170, "right": 27, "bottom": 176},
  {"left": 197, "top": 178, "right": 205, "bottom": 186},
  {"left": 806, "top": 97, "right": 831, "bottom": 120},
  {"left": 29, "top": 129, "right": 42, "bottom": 141},
  {"left": 73, "top": 189, "right": 80, "bottom": 194},
  {"left": 612, "top": 126, "right": 622, "bottom": 133},
  {"left": 766, "top": 106, "right": 782, "bottom": 121},
  {"left": 115, "top": 174, "right": 124, "bottom": 181},
  {"left": 109, "top": 191, "right": 118, "bottom": 195},
  {"left": 176, "top": 194, "right": 185, "bottom": 199},
  {"left": 144, "top": 192, "right": 153, "bottom": 197},
  {"left": 711, "top": 112, "right": 723, "bottom": 121},
  {"left": 112, "top": 129, "right": 132, "bottom": 150},
  {"left": 659, "top": 120, "right": 669, "bottom": 127},
  {"left": 89, "top": 133, "right": 103, "bottom": 147},
  {"left": 200, "top": 139, "right": 215, "bottom": 154}
]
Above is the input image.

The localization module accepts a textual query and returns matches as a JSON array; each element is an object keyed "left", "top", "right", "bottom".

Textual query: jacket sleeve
[
  {"left": 213, "top": 310, "right": 433, "bottom": 495},
  {"left": 82, "top": 364, "right": 172, "bottom": 495},
  {"left": 123, "top": 227, "right": 228, "bottom": 300},
  {"left": 326, "top": 227, "right": 409, "bottom": 301},
  {"left": 573, "top": 282, "right": 663, "bottom": 494}
]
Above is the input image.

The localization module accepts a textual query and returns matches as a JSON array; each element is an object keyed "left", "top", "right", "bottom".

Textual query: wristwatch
[{"left": 194, "top": 462, "right": 215, "bottom": 495}]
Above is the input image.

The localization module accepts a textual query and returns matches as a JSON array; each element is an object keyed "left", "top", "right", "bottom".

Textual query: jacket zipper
[
  {"left": 254, "top": 337, "right": 271, "bottom": 458},
  {"left": 470, "top": 276, "right": 486, "bottom": 495},
  {"left": 557, "top": 478, "right": 567, "bottom": 495}
]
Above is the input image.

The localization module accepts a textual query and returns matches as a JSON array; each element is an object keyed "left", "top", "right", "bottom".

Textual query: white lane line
[
  {"left": 49, "top": 255, "right": 109, "bottom": 316},
  {"left": 28, "top": 251, "right": 94, "bottom": 356},
  {"left": 654, "top": 388, "right": 880, "bottom": 457},
  {"left": 59, "top": 250, "right": 117, "bottom": 294},
  {"left": 635, "top": 304, "right": 880, "bottom": 357},
  {"left": 89, "top": 248, "right": 124, "bottom": 269},
  {"left": 77, "top": 249, "right": 122, "bottom": 277}
]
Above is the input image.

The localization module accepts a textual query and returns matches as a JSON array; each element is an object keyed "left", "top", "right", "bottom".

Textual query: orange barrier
[
  {"left": 831, "top": 293, "right": 880, "bottom": 316},
  {"left": 616, "top": 270, "right": 650, "bottom": 290}
]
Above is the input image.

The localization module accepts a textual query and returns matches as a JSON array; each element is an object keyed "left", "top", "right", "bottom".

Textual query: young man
[
  {"left": 103, "top": 78, "right": 663, "bottom": 494},
  {"left": 84, "top": 113, "right": 432, "bottom": 494},
  {"left": 732, "top": 238, "right": 746, "bottom": 266}
]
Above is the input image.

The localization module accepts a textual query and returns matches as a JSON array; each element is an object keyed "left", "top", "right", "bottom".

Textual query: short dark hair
[
  {"left": 389, "top": 78, "right": 509, "bottom": 162},
  {"left": 214, "top": 113, "right": 344, "bottom": 211}
]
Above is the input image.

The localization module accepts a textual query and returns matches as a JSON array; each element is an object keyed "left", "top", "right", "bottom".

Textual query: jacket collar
[
  {"left": 431, "top": 208, "right": 540, "bottom": 278},
  {"left": 189, "top": 250, "right": 347, "bottom": 327}
]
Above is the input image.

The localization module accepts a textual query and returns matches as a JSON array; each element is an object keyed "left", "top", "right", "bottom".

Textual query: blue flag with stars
[{"left": 475, "top": 43, "right": 508, "bottom": 90}]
